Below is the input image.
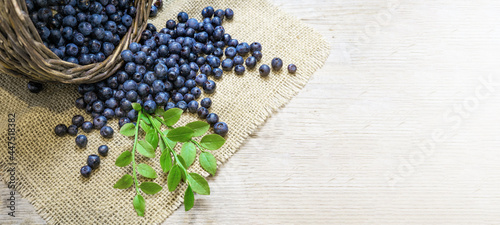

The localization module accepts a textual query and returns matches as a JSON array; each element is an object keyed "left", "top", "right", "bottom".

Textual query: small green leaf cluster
[{"left": 114, "top": 103, "right": 226, "bottom": 216}]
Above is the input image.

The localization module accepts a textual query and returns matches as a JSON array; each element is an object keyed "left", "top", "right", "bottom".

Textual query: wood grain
[{"left": 3, "top": 0, "right": 500, "bottom": 224}]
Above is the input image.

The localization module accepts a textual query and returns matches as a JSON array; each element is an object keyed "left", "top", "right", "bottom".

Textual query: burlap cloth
[{"left": 0, "top": 0, "right": 330, "bottom": 224}]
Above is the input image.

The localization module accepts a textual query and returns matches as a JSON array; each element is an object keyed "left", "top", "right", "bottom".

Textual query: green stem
[
  {"left": 131, "top": 110, "right": 143, "bottom": 194},
  {"left": 147, "top": 114, "right": 188, "bottom": 175},
  {"left": 154, "top": 115, "right": 174, "bottom": 129},
  {"left": 191, "top": 140, "right": 208, "bottom": 153}
]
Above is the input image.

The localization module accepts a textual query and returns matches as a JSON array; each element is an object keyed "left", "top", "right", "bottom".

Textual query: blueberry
[
  {"left": 288, "top": 64, "right": 297, "bottom": 73},
  {"left": 191, "top": 87, "right": 202, "bottom": 99},
  {"left": 166, "top": 19, "right": 176, "bottom": 29},
  {"left": 250, "top": 42, "right": 262, "bottom": 52},
  {"left": 228, "top": 39, "right": 238, "bottom": 47},
  {"left": 155, "top": 92, "right": 169, "bottom": 106},
  {"left": 72, "top": 115, "right": 85, "bottom": 127},
  {"left": 143, "top": 100, "right": 157, "bottom": 114},
  {"left": 127, "top": 109, "right": 138, "bottom": 121},
  {"left": 165, "top": 102, "right": 176, "bottom": 110},
  {"left": 206, "top": 113, "right": 219, "bottom": 125},
  {"left": 212, "top": 16, "right": 222, "bottom": 27},
  {"left": 200, "top": 98, "right": 211, "bottom": 108},
  {"left": 102, "top": 108, "right": 115, "bottom": 119},
  {"left": 62, "top": 27, "right": 74, "bottom": 40},
  {"left": 233, "top": 56, "right": 244, "bottom": 65},
  {"left": 81, "top": 121, "right": 93, "bottom": 133},
  {"left": 200, "top": 64, "right": 212, "bottom": 76},
  {"left": 252, "top": 51, "right": 263, "bottom": 61},
  {"left": 176, "top": 100, "right": 187, "bottom": 111},
  {"left": 245, "top": 56, "right": 257, "bottom": 68},
  {"left": 100, "top": 126, "right": 114, "bottom": 138},
  {"left": 259, "top": 64, "right": 271, "bottom": 77},
  {"left": 27, "top": 81, "right": 43, "bottom": 93},
  {"left": 119, "top": 117, "right": 131, "bottom": 128},
  {"left": 214, "top": 9, "right": 225, "bottom": 19},
  {"left": 68, "top": 125, "right": 78, "bottom": 136},
  {"left": 75, "top": 135, "right": 88, "bottom": 148},
  {"left": 154, "top": 0, "right": 163, "bottom": 8},
  {"left": 214, "top": 122, "right": 228, "bottom": 137},
  {"left": 177, "top": 12, "right": 188, "bottom": 23},
  {"left": 221, "top": 59, "right": 233, "bottom": 71},
  {"left": 225, "top": 8, "right": 234, "bottom": 19},
  {"left": 87, "top": 154, "right": 100, "bottom": 169},
  {"left": 197, "top": 107, "right": 209, "bottom": 119},
  {"left": 120, "top": 99, "right": 133, "bottom": 111},
  {"left": 234, "top": 65, "right": 245, "bottom": 75},
  {"left": 195, "top": 74, "right": 208, "bottom": 86},
  {"left": 123, "top": 80, "right": 137, "bottom": 91},
  {"left": 202, "top": 6, "right": 214, "bottom": 18},
  {"left": 224, "top": 47, "right": 237, "bottom": 58},
  {"left": 186, "top": 100, "right": 198, "bottom": 113},
  {"left": 55, "top": 124, "right": 68, "bottom": 137},
  {"left": 213, "top": 68, "right": 223, "bottom": 79},
  {"left": 236, "top": 42, "right": 250, "bottom": 56},
  {"left": 207, "top": 55, "right": 220, "bottom": 68},
  {"left": 203, "top": 80, "right": 216, "bottom": 94},
  {"left": 75, "top": 97, "right": 86, "bottom": 109},
  {"left": 98, "top": 145, "right": 109, "bottom": 156},
  {"left": 126, "top": 90, "right": 138, "bottom": 102},
  {"left": 80, "top": 165, "right": 92, "bottom": 177},
  {"left": 122, "top": 14, "right": 133, "bottom": 27},
  {"left": 78, "top": 22, "right": 92, "bottom": 36},
  {"left": 172, "top": 92, "right": 184, "bottom": 102},
  {"left": 103, "top": 42, "right": 115, "bottom": 56},
  {"left": 129, "top": 42, "right": 141, "bottom": 53},
  {"left": 93, "top": 116, "right": 107, "bottom": 129},
  {"left": 271, "top": 58, "right": 283, "bottom": 71},
  {"left": 121, "top": 50, "right": 133, "bottom": 62}
]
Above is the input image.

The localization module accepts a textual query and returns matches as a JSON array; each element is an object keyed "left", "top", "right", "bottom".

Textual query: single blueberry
[
  {"left": 27, "top": 81, "right": 43, "bottom": 93},
  {"left": 165, "top": 102, "right": 176, "bottom": 110},
  {"left": 121, "top": 50, "right": 134, "bottom": 62},
  {"left": 72, "top": 115, "right": 85, "bottom": 127},
  {"left": 259, "top": 64, "right": 271, "bottom": 77},
  {"left": 176, "top": 100, "right": 187, "bottom": 111},
  {"left": 214, "top": 122, "right": 228, "bottom": 137},
  {"left": 197, "top": 107, "right": 209, "bottom": 119},
  {"left": 75, "top": 97, "right": 86, "bottom": 109},
  {"left": 213, "top": 68, "right": 223, "bottom": 79},
  {"left": 228, "top": 39, "right": 238, "bottom": 47},
  {"left": 202, "top": 6, "right": 214, "bottom": 18},
  {"left": 271, "top": 57, "right": 283, "bottom": 71},
  {"left": 177, "top": 12, "right": 188, "bottom": 23},
  {"left": 55, "top": 124, "right": 68, "bottom": 137},
  {"left": 225, "top": 47, "right": 237, "bottom": 58},
  {"left": 76, "top": 135, "right": 88, "bottom": 148},
  {"left": 87, "top": 154, "right": 100, "bottom": 169},
  {"left": 250, "top": 42, "right": 262, "bottom": 52},
  {"left": 236, "top": 42, "right": 250, "bottom": 56},
  {"left": 245, "top": 56, "right": 257, "bottom": 68},
  {"left": 288, "top": 64, "right": 297, "bottom": 73},
  {"left": 143, "top": 100, "right": 157, "bottom": 114},
  {"left": 98, "top": 145, "right": 109, "bottom": 156},
  {"left": 195, "top": 74, "right": 208, "bottom": 86},
  {"left": 81, "top": 121, "right": 93, "bottom": 133},
  {"left": 233, "top": 55, "right": 244, "bottom": 65},
  {"left": 206, "top": 113, "right": 219, "bottom": 125},
  {"left": 80, "top": 165, "right": 92, "bottom": 177},
  {"left": 93, "top": 115, "right": 107, "bottom": 129},
  {"left": 214, "top": 9, "right": 225, "bottom": 19},
  {"left": 203, "top": 80, "right": 216, "bottom": 94},
  {"left": 200, "top": 98, "right": 212, "bottom": 108},
  {"left": 100, "top": 126, "right": 114, "bottom": 138},
  {"left": 68, "top": 125, "right": 78, "bottom": 136},
  {"left": 102, "top": 108, "right": 115, "bottom": 119},
  {"left": 225, "top": 8, "right": 234, "bottom": 19},
  {"left": 252, "top": 51, "right": 263, "bottom": 61},
  {"left": 118, "top": 117, "right": 131, "bottom": 128},
  {"left": 234, "top": 65, "right": 245, "bottom": 75}
]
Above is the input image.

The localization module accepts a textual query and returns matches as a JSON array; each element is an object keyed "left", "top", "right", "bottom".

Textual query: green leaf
[
  {"left": 113, "top": 174, "right": 133, "bottom": 189},
  {"left": 187, "top": 173, "right": 210, "bottom": 195},
  {"left": 167, "top": 165, "right": 182, "bottom": 192},
  {"left": 186, "top": 121, "right": 210, "bottom": 137},
  {"left": 177, "top": 155, "right": 188, "bottom": 169},
  {"left": 163, "top": 108, "right": 183, "bottom": 126},
  {"left": 180, "top": 142, "right": 196, "bottom": 167},
  {"left": 119, "top": 123, "right": 136, "bottom": 137},
  {"left": 167, "top": 127, "right": 194, "bottom": 142},
  {"left": 155, "top": 107, "right": 165, "bottom": 116},
  {"left": 140, "top": 120, "right": 154, "bottom": 133},
  {"left": 133, "top": 194, "right": 145, "bottom": 217},
  {"left": 150, "top": 117, "right": 162, "bottom": 130},
  {"left": 160, "top": 150, "right": 172, "bottom": 173},
  {"left": 132, "top": 103, "right": 142, "bottom": 111},
  {"left": 184, "top": 186, "right": 195, "bottom": 211},
  {"left": 199, "top": 152, "right": 217, "bottom": 175},
  {"left": 115, "top": 151, "right": 132, "bottom": 167},
  {"left": 137, "top": 163, "right": 157, "bottom": 179},
  {"left": 137, "top": 140, "right": 155, "bottom": 158},
  {"left": 200, "top": 134, "right": 226, "bottom": 150},
  {"left": 139, "top": 182, "right": 163, "bottom": 195},
  {"left": 146, "top": 132, "right": 159, "bottom": 150},
  {"left": 162, "top": 130, "right": 177, "bottom": 147},
  {"left": 140, "top": 114, "right": 151, "bottom": 124}
]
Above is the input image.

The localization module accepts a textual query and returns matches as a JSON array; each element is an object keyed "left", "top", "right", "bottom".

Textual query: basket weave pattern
[{"left": 0, "top": 0, "right": 152, "bottom": 84}]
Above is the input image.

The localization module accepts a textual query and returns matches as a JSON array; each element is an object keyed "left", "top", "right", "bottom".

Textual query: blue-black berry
[
  {"left": 27, "top": 81, "right": 43, "bottom": 93},
  {"left": 75, "top": 134, "right": 88, "bottom": 148},
  {"left": 271, "top": 57, "right": 283, "bottom": 71},
  {"left": 68, "top": 125, "right": 78, "bottom": 136},
  {"left": 259, "top": 64, "right": 271, "bottom": 77},
  {"left": 98, "top": 145, "right": 109, "bottom": 156},
  {"left": 214, "top": 122, "right": 228, "bottom": 137},
  {"left": 87, "top": 154, "right": 100, "bottom": 169},
  {"left": 100, "top": 126, "right": 114, "bottom": 138},
  {"left": 80, "top": 165, "right": 92, "bottom": 177},
  {"left": 81, "top": 121, "right": 93, "bottom": 133},
  {"left": 288, "top": 64, "right": 297, "bottom": 73},
  {"left": 54, "top": 124, "right": 68, "bottom": 137},
  {"left": 206, "top": 113, "right": 219, "bottom": 125}
]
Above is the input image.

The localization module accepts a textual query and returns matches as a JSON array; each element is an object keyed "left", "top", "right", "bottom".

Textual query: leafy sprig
[{"left": 114, "top": 103, "right": 225, "bottom": 216}]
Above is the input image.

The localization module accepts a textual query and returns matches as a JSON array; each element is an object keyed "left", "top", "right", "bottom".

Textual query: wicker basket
[{"left": 0, "top": 0, "right": 153, "bottom": 84}]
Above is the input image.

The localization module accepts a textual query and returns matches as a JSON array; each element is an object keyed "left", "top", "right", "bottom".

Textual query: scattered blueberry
[
  {"left": 27, "top": 81, "right": 43, "bottom": 93},
  {"left": 75, "top": 134, "right": 88, "bottom": 148},
  {"left": 68, "top": 125, "right": 78, "bottom": 136},
  {"left": 98, "top": 145, "right": 109, "bottom": 156},
  {"left": 87, "top": 154, "right": 100, "bottom": 169},
  {"left": 288, "top": 64, "right": 297, "bottom": 73},
  {"left": 259, "top": 64, "right": 271, "bottom": 77},
  {"left": 271, "top": 57, "right": 283, "bottom": 71},
  {"left": 81, "top": 121, "right": 93, "bottom": 133},
  {"left": 54, "top": 124, "right": 68, "bottom": 137},
  {"left": 206, "top": 113, "right": 219, "bottom": 125},
  {"left": 214, "top": 122, "right": 228, "bottom": 137},
  {"left": 100, "top": 126, "right": 114, "bottom": 138},
  {"left": 80, "top": 165, "right": 92, "bottom": 177}
]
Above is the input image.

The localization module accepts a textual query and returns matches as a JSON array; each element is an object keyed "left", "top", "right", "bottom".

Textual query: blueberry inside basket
[{"left": 0, "top": 0, "right": 153, "bottom": 84}]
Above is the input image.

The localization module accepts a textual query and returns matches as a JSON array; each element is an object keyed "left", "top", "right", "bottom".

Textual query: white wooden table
[{"left": 3, "top": 0, "right": 500, "bottom": 224}]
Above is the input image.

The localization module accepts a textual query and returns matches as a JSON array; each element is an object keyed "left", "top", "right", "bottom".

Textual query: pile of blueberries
[
  {"left": 26, "top": 0, "right": 137, "bottom": 65},
  {"left": 47, "top": 6, "right": 297, "bottom": 177}
]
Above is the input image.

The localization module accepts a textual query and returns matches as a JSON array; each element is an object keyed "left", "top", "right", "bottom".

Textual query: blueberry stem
[{"left": 131, "top": 110, "right": 143, "bottom": 194}]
